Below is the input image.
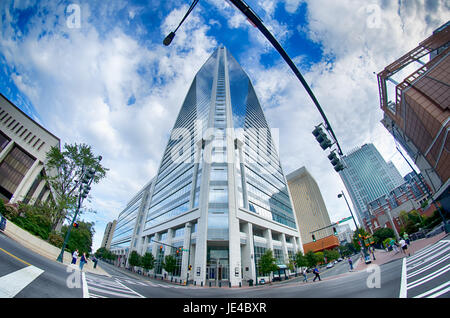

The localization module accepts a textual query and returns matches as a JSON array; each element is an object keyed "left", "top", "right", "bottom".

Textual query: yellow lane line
[{"left": 0, "top": 247, "right": 32, "bottom": 266}]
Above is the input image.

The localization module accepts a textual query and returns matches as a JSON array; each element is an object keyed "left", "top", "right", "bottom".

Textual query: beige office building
[
  {"left": 101, "top": 220, "right": 117, "bottom": 250},
  {"left": 286, "top": 167, "right": 334, "bottom": 245},
  {"left": 0, "top": 93, "right": 60, "bottom": 204}
]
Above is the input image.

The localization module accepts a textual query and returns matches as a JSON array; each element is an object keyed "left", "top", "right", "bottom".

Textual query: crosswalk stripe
[
  {"left": 0, "top": 266, "right": 44, "bottom": 298},
  {"left": 407, "top": 264, "right": 450, "bottom": 290},
  {"left": 407, "top": 241, "right": 448, "bottom": 262},
  {"left": 87, "top": 286, "right": 141, "bottom": 298},
  {"left": 413, "top": 282, "right": 450, "bottom": 298},
  {"left": 407, "top": 244, "right": 450, "bottom": 267},
  {"left": 407, "top": 254, "right": 450, "bottom": 278}
]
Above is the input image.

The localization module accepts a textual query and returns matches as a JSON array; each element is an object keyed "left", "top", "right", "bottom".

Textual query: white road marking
[
  {"left": 407, "top": 264, "right": 450, "bottom": 290},
  {"left": 0, "top": 266, "right": 44, "bottom": 298},
  {"left": 82, "top": 272, "right": 89, "bottom": 298},
  {"left": 399, "top": 257, "right": 407, "bottom": 298},
  {"left": 414, "top": 282, "right": 450, "bottom": 298}
]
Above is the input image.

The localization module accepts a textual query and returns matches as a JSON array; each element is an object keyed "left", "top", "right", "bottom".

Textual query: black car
[{"left": 0, "top": 212, "right": 6, "bottom": 231}]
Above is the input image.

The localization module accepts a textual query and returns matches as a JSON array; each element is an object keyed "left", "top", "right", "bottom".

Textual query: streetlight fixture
[
  {"left": 337, "top": 190, "right": 370, "bottom": 261},
  {"left": 162, "top": 0, "right": 343, "bottom": 156},
  {"left": 163, "top": 0, "right": 199, "bottom": 46},
  {"left": 56, "top": 156, "right": 102, "bottom": 263}
]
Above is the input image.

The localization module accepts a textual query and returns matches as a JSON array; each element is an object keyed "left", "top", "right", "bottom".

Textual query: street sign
[{"left": 335, "top": 216, "right": 353, "bottom": 224}]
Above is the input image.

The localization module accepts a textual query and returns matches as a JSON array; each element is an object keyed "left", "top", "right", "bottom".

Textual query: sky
[{"left": 0, "top": 0, "right": 449, "bottom": 251}]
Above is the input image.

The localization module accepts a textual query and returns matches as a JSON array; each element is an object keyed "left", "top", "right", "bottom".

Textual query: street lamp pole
[
  {"left": 56, "top": 156, "right": 102, "bottom": 263},
  {"left": 338, "top": 191, "right": 369, "bottom": 259}
]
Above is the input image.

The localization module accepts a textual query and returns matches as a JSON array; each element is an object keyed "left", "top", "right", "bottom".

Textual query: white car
[{"left": 326, "top": 262, "right": 334, "bottom": 269}]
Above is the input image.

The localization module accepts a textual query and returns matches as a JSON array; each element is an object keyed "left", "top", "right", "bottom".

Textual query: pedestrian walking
[
  {"left": 79, "top": 252, "right": 88, "bottom": 271},
  {"left": 71, "top": 249, "right": 79, "bottom": 265},
  {"left": 302, "top": 268, "right": 308, "bottom": 282},
  {"left": 348, "top": 257, "right": 353, "bottom": 271},
  {"left": 312, "top": 266, "right": 321, "bottom": 282},
  {"left": 399, "top": 238, "right": 409, "bottom": 256},
  {"left": 403, "top": 232, "right": 410, "bottom": 245}
]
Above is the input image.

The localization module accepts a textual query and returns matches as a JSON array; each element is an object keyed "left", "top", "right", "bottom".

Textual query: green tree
[
  {"left": 372, "top": 227, "right": 395, "bottom": 246},
  {"left": 128, "top": 251, "right": 142, "bottom": 269},
  {"left": 324, "top": 249, "right": 340, "bottom": 262},
  {"left": 162, "top": 255, "right": 177, "bottom": 280},
  {"left": 43, "top": 143, "right": 108, "bottom": 231},
  {"left": 305, "top": 250, "right": 318, "bottom": 268},
  {"left": 141, "top": 252, "right": 155, "bottom": 274},
  {"left": 61, "top": 220, "right": 94, "bottom": 255},
  {"left": 294, "top": 251, "right": 308, "bottom": 269},
  {"left": 259, "top": 249, "right": 278, "bottom": 283}
]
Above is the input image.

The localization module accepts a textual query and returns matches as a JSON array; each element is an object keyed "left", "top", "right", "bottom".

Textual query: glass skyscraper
[
  {"left": 114, "top": 47, "right": 302, "bottom": 286},
  {"left": 339, "top": 143, "right": 404, "bottom": 227}
]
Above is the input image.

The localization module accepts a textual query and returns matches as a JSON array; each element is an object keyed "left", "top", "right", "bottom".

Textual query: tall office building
[
  {"left": 378, "top": 22, "right": 449, "bottom": 212},
  {"left": 100, "top": 220, "right": 117, "bottom": 250},
  {"left": 110, "top": 179, "right": 154, "bottom": 267},
  {"left": 0, "top": 93, "right": 59, "bottom": 205},
  {"left": 113, "top": 47, "right": 302, "bottom": 286},
  {"left": 339, "top": 143, "right": 405, "bottom": 228},
  {"left": 286, "top": 167, "right": 338, "bottom": 252}
]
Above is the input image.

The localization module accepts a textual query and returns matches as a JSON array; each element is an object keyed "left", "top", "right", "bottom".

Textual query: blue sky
[{"left": 1, "top": 0, "right": 448, "bottom": 251}]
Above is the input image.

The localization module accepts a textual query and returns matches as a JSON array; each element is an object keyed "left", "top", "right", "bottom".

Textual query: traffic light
[
  {"left": 327, "top": 151, "right": 344, "bottom": 172},
  {"left": 82, "top": 167, "right": 96, "bottom": 184},
  {"left": 159, "top": 245, "right": 163, "bottom": 252},
  {"left": 312, "top": 126, "right": 332, "bottom": 150},
  {"left": 73, "top": 222, "right": 78, "bottom": 228},
  {"left": 188, "top": 264, "right": 192, "bottom": 271},
  {"left": 312, "top": 234, "right": 316, "bottom": 242},
  {"left": 333, "top": 227, "right": 338, "bottom": 235}
]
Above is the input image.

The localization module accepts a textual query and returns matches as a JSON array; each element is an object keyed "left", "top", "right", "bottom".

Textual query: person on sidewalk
[
  {"left": 302, "top": 268, "right": 308, "bottom": 282},
  {"left": 71, "top": 249, "right": 79, "bottom": 265},
  {"left": 399, "top": 238, "right": 410, "bottom": 256},
  {"left": 312, "top": 266, "right": 321, "bottom": 282},
  {"left": 403, "top": 232, "right": 410, "bottom": 246},
  {"left": 79, "top": 252, "right": 88, "bottom": 271},
  {"left": 348, "top": 257, "right": 353, "bottom": 271}
]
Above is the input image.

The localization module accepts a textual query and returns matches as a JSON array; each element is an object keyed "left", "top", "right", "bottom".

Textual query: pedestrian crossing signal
[
  {"left": 312, "top": 234, "right": 316, "bottom": 242},
  {"left": 73, "top": 222, "right": 78, "bottom": 228}
]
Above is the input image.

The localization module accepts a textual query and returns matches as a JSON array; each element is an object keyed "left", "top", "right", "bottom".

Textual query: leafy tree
[
  {"left": 43, "top": 143, "right": 108, "bottom": 231},
  {"left": 61, "top": 220, "right": 94, "bottom": 255},
  {"left": 95, "top": 247, "right": 117, "bottom": 262},
  {"left": 294, "top": 251, "right": 308, "bottom": 269},
  {"left": 314, "top": 251, "right": 324, "bottom": 264},
  {"left": 324, "top": 249, "right": 340, "bottom": 262},
  {"left": 128, "top": 251, "right": 142, "bottom": 269},
  {"left": 141, "top": 252, "right": 155, "bottom": 274},
  {"left": 259, "top": 249, "right": 278, "bottom": 282},
  {"left": 305, "top": 250, "right": 318, "bottom": 268},
  {"left": 162, "top": 255, "right": 177, "bottom": 279},
  {"left": 373, "top": 227, "right": 395, "bottom": 245}
]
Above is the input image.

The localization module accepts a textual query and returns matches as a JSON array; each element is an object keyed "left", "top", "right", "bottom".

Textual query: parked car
[
  {"left": 259, "top": 278, "right": 266, "bottom": 285},
  {"left": 0, "top": 212, "right": 6, "bottom": 231},
  {"left": 326, "top": 262, "right": 334, "bottom": 269},
  {"left": 337, "top": 258, "right": 343, "bottom": 262}
]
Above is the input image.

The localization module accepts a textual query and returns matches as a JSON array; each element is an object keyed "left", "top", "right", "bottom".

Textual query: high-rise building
[
  {"left": 286, "top": 166, "right": 338, "bottom": 252},
  {"left": 100, "top": 220, "right": 117, "bottom": 250},
  {"left": 339, "top": 143, "right": 405, "bottom": 228},
  {"left": 0, "top": 93, "right": 59, "bottom": 205},
  {"left": 110, "top": 179, "right": 154, "bottom": 267},
  {"left": 377, "top": 21, "right": 449, "bottom": 212},
  {"left": 112, "top": 47, "right": 302, "bottom": 286}
]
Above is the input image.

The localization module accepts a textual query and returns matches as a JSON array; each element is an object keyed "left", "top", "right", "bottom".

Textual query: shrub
[{"left": 48, "top": 232, "right": 64, "bottom": 248}]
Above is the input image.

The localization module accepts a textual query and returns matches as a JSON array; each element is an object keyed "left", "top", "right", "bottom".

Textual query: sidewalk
[
  {"left": 354, "top": 231, "right": 448, "bottom": 271},
  {"left": 63, "top": 256, "right": 110, "bottom": 277}
]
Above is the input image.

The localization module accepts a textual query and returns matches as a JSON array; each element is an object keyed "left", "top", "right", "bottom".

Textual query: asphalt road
[
  {"left": 0, "top": 231, "right": 82, "bottom": 298},
  {"left": 1, "top": 229, "right": 448, "bottom": 300}
]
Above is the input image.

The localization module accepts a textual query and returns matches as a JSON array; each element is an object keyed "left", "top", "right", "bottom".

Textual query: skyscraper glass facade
[
  {"left": 339, "top": 143, "right": 404, "bottom": 226},
  {"left": 114, "top": 47, "right": 301, "bottom": 286}
]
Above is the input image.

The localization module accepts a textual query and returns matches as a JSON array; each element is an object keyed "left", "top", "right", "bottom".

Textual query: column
[{"left": 181, "top": 222, "right": 193, "bottom": 283}]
